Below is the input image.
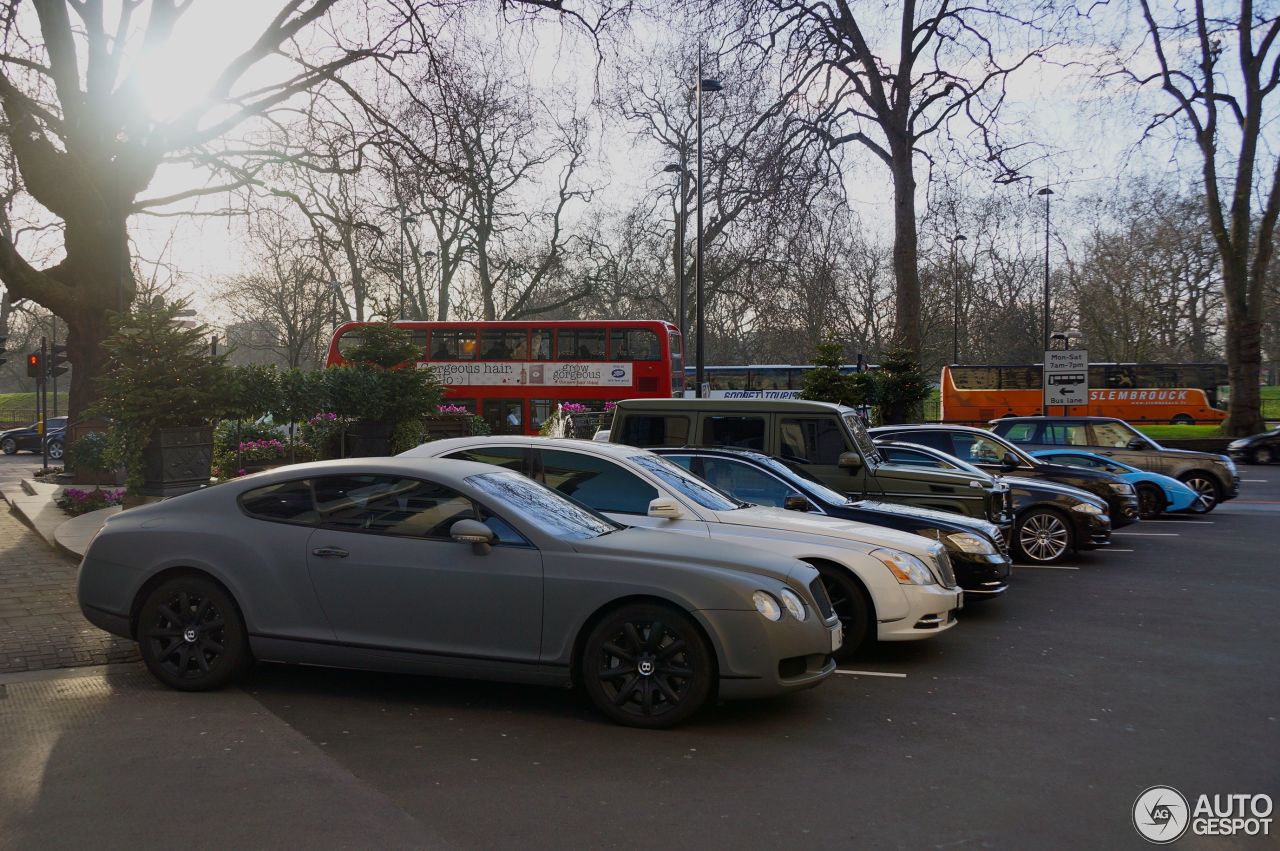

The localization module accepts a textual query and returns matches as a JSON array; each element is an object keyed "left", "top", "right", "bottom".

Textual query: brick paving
[{"left": 0, "top": 508, "right": 139, "bottom": 673}]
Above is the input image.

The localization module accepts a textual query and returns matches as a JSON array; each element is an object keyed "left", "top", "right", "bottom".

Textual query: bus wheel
[{"left": 1170, "top": 414, "right": 1195, "bottom": 425}]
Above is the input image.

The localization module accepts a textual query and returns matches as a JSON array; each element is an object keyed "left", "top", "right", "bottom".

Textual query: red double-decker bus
[{"left": 325, "top": 320, "right": 683, "bottom": 435}]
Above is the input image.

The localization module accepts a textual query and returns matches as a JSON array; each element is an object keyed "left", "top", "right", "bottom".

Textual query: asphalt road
[{"left": 2, "top": 455, "right": 1277, "bottom": 849}]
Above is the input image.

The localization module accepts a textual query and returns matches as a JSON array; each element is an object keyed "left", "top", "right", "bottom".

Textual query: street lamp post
[
  {"left": 951, "top": 233, "right": 967, "bottom": 364},
  {"left": 695, "top": 64, "right": 723, "bottom": 399},
  {"left": 399, "top": 214, "right": 417, "bottom": 319},
  {"left": 1037, "top": 187, "right": 1054, "bottom": 353},
  {"left": 424, "top": 249, "right": 440, "bottom": 321},
  {"left": 662, "top": 160, "right": 689, "bottom": 350}
]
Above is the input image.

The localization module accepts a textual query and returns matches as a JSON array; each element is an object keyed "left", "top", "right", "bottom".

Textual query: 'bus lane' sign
[{"left": 1043, "top": 349, "right": 1089, "bottom": 408}]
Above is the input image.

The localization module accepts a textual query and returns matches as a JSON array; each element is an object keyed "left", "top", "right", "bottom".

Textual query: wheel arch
[
  {"left": 129, "top": 566, "right": 247, "bottom": 640},
  {"left": 797, "top": 556, "right": 875, "bottom": 620},
  {"left": 569, "top": 594, "right": 720, "bottom": 689}
]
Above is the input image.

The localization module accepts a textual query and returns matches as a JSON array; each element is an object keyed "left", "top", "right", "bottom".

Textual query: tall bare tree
[{"left": 1105, "top": 1, "right": 1277, "bottom": 434}]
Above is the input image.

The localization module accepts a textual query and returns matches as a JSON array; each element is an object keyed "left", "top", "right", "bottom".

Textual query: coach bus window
[
  {"left": 750, "top": 368, "right": 790, "bottom": 391},
  {"left": 609, "top": 329, "right": 660, "bottom": 361},
  {"left": 558, "top": 329, "right": 606, "bottom": 360},
  {"left": 430, "top": 330, "right": 477, "bottom": 360},
  {"left": 709, "top": 368, "right": 748, "bottom": 390},
  {"left": 480, "top": 330, "right": 527, "bottom": 360},
  {"left": 999, "top": 367, "right": 1041, "bottom": 390},
  {"left": 951, "top": 366, "right": 998, "bottom": 389}
]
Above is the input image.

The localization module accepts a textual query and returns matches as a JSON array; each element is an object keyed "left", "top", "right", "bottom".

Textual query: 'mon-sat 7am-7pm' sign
[{"left": 419, "top": 361, "right": 634, "bottom": 387}]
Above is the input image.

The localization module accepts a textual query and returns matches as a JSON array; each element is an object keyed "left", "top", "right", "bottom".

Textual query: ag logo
[{"left": 1133, "top": 786, "right": 1190, "bottom": 843}]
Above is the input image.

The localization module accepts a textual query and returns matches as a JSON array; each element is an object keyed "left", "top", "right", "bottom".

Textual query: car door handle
[{"left": 311, "top": 546, "right": 349, "bottom": 558}]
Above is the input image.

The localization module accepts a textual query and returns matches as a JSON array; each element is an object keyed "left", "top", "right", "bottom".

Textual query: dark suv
[
  {"left": 990, "top": 416, "right": 1239, "bottom": 512},
  {"left": 869, "top": 424, "right": 1140, "bottom": 526}
]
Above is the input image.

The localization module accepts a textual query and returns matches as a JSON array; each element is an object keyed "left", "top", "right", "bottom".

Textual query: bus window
[
  {"left": 443, "top": 398, "right": 478, "bottom": 413},
  {"left": 430, "top": 330, "right": 477, "bottom": 360},
  {"left": 1104, "top": 366, "right": 1136, "bottom": 388},
  {"left": 410, "top": 330, "right": 428, "bottom": 357},
  {"left": 557, "top": 329, "right": 606, "bottom": 360},
  {"left": 709, "top": 368, "right": 748, "bottom": 390},
  {"left": 531, "top": 330, "right": 553, "bottom": 360},
  {"left": 610, "top": 329, "right": 660, "bottom": 361},
  {"left": 750, "top": 368, "right": 789, "bottom": 391},
  {"left": 951, "top": 366, "right": 1000, "bottom": 389},
  {"left": 530, "top": 400, "right": 555, "bottom": 430},
  {"left": 480, "top": 330, "right": 527, "bottom": 360},
  {"left": 999, "top": 367, "right": 1041, "bottom": 390},
  {"left": 335, "top": 328, "right": 363, "bottom": 358}
]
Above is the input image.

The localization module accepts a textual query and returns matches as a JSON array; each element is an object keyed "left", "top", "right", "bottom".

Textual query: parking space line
[
  {"left": 1113, "top": 532, "right": 1179, "bottom": 536},
  {"left": 1107, "top": 548, "right": 1135, "bottom": 552},
  {"left": 1018, "top": 564, "right": 1080, "bottom": 570},
  {"left": 1243, "top": 479, "right": 1268, "bottom": 483},
  {"left": 1156, "top": 519, "right": 1213, "bottom": 524},
  {"left": 834, "top": 669, "right": 907, "bottom": 678}
]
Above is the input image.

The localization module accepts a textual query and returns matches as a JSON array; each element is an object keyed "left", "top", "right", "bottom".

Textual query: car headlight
[
  {"left": 942, "top": 531, "right": 997, "bottom": 555},
  {"left": 1108, "top": 482, "right": 1135, "bottom": 494},
  {"left": 1071, "top": 501, "right": 1103, "bottom": 514},
  {"left": 779, "top": 588, "right": 807, "bottom": 621},
  {"left": 752, "top": 590, "right": 782, "bottom": 621},
  {"left": 870, "top": 548, "right": 935, "bottom": 585},
  {"left": 1227, "top": 439, "right": 1247, "bottom": 450}
]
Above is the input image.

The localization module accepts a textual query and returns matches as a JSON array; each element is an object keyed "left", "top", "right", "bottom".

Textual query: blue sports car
[{"left": 1030, "top": 450, "right": 1201, "bottom": 518}]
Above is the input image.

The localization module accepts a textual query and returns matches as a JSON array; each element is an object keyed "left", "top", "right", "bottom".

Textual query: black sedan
[
  {"left": 0, "top": 416, "right": 67, "bottom": 455},
  {"left": 1228, "top": 428, "right": 1280, "bottom": 465},
  {"left": 653, "top": 446, "right": 1012, "bottom": 600},
  {"left": 869, "top": 424, "right": 1140, "bottom": 526},
  {"left": 874, "top": 441, "right": 1112, "bottom": 565}
]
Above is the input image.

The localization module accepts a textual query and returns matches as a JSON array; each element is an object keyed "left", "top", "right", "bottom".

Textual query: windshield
[
  {"left": 844, "top": 413, "right": 881, "bottom": 466},
  {"left": 466, "top": 471, "right": 619, "bottom": 540},
  {"left": 628, "top": 453, "right": 744, "bottom": 511}
]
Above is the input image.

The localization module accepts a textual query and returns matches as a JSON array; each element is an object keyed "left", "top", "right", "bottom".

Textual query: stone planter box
[
  {"left": 139, "top": 426, "right": 214, "bottom": 497},
  {"left": 66, "top": 419, "right": 114, "bottom": 484}
]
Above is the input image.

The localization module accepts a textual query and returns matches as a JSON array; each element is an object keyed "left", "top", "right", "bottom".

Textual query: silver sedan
[{"left": 77, "top": 457, "right": 841, "bottom": 728}]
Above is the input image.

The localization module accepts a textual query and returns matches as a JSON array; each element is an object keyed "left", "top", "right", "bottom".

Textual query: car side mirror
[
  {"left": 838, "top": 451, "right": 863, "bottom": 470},
  {"left": 1127, "top": 437, "right": 1148, "bottom": 450},
  {"left": 647, "top": 497, "right": 684, "bottom": 519},
  {"left": 450, "top": 519, "right": 494, "bottom": 555},
  {"left": 1000, "top": 452, "right": 1019, "bottom": 472},
  {"left": 783, "top": 495, "right": 811, "bottom": 512}
]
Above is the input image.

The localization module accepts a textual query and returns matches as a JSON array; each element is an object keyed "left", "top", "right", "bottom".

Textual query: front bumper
[
  {"left": 952, "top": 552, "right": 1011, "bottom": 598},
  {"left": 877, "top": 583, "right": 963, "bottom": 641},
  {"left": 695, "top": 609, "right": 839, "bottom": 700},
  {"left": 1107, "top": 493, "right": 1140, "bottom": 526},
  {"left": 1076, "top": 511, "right": 1112, "bottom": 549}
]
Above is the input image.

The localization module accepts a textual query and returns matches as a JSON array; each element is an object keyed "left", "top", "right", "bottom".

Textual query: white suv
[{"left": 402, "top": 437, "right": 963, "bottom": 658}]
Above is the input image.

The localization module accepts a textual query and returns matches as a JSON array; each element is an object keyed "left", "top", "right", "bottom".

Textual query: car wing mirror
[
  {"left": 450, "top": 518, "right": 494, "bottom": 555},
  {"left": 782, "top": 495, "right": 811, "bottom": 512},
  {"left": 1126, "top": 437, "right": 1148, "bottom": 450},
  {"left": 647, "top": 497, "right": 684, "bottom": 519},
  {"left": 1000, "top": 452, "right": 1019, "bottom": 472},
  {"left": 837, "top": 451, "right": 863, "bottom": 470}
]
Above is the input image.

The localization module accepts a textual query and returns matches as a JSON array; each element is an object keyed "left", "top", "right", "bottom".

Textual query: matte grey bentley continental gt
[{"left": 77, "top": 457, "right": 841, "bottom": 728}]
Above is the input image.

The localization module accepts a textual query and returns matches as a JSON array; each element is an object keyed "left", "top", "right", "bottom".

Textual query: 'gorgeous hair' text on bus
[{"left": 326, "top": 320, "right": 682, "bottom": 434}]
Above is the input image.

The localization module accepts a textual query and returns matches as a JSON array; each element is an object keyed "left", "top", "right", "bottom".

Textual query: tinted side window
[
  {"left": 1042, "top": 424, "right": 1089, "bottom": 446},
  {"left": 1001, "top": 423, "right": 1036, "bottom": 443},
  {"left": 890, "top": 430, "right": 951, "bottom": 453},
  {"left": 314, "top": 475, "right": 480, "bottom": 539},
  {"left": 703, "top": 416, "right": 766, "bottom": 450},
  {"left": 618, "top": 414, "right": 690, "bottom": 447},
  {"left": 779, "top": 418, "right": 847, "bottom": 464},
  {"left": 1089, "top": 422, "right": 1135, "bottom": 448},
  {"left": 240, "top": 479, "right": 318, "bottom": 523},
  {"left": 444, "top": 447, "right": 528, "bottom": 473},
  {"left": 539, "top": 450, "right": 659, "bottom": 514},
  {"left": 699, "top": 458, "right": 799, "bottom": 508},
  {"left": 950, "top": 433, "right": 1006, "bottom": 464},
  {"left": 881, "top": 447, "right": 951, "bottom": 469}
]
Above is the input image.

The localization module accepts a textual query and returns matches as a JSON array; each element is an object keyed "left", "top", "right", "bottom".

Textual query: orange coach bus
[
  {"left": 325, "top": 319, "right": 683, "bottom": 435},
  {"left": 940, "top": 363, "right": 1228, "bottom": 425}
]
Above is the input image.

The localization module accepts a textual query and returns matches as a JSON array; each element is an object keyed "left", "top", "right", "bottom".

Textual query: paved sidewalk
[{"left": 0, "top": 510, "right": 138, "bottom": 673}]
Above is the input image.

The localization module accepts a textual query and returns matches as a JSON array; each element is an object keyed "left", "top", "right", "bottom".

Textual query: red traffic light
[{"left": 26, "top": 352, "right": 41, "bottom": 378}]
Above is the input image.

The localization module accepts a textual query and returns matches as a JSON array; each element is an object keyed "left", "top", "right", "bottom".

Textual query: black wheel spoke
[
  {"left": 645, "top": 621, "right": 664, "bottom": 650},
  {"left": 158, "top": 604, "right": 182, "bottom": 626},
  {"left": 640, "top": 678, "right": 655, "bottom": 715},
  {"left": 178, "top": 592, "right": 191, "bottom": 618},
  {"left": 597, "top": 665, "right": 634, "bottom": 680},
  {"left": 199, "top": 638, "right": 223, "bottom": 654},
  {"left": 654, "top": 676, "right": 681, "bottom": 704},
  {"left": 662, "top": 665, "right": 693, "bottom": 678},
  {"left": 623, "top": 623, "right": 643, "bottom": 652},
  {"left": 602, "top": 642, "right": 634, "bottom": 663},
  {"left": 657, "top": 639, "right": 685, "bottom": 660},
  {"left": 150, "top": 628, "right": 181, "bottom": 638},
  {"left": 612, "top": 674, "right": 640, "bottom": 706}
]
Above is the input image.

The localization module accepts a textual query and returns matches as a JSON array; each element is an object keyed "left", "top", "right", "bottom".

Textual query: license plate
[{"left": 830, "top": 622, "right": 843, "bottom": 651}]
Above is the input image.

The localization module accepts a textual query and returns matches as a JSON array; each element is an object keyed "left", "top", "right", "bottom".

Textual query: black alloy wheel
[
  {"left": 137, "top": 575, "right": 249, "bottom": 691},
  {"left": 582, "top": 604, "right": 712, "bottom": 729},
  {"left": 1, "top": 437, "right": 15, "bottom": 455},
  {"left": 817, "top": 566, "right": 871, "bottom": 662},
  {"left": 1014, "top": 508, "right": 1073, "bottom": 564},
  {"left": 1136, "top": 484, "right": 1165, "bottom": 520},
  {"left": 1254, "top": 446, "right": 1274, "bottom": 465},
  {"left": 1179, "top": 473, "right": 1221, "bottom": 513}
]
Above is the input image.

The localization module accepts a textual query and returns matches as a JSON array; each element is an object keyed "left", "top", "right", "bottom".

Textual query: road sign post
[{"left": 1043, "top": 349, "right": 1088, "bottom": 415}]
